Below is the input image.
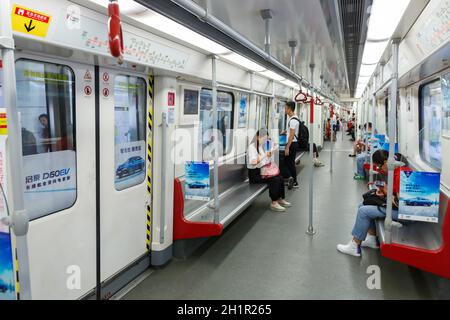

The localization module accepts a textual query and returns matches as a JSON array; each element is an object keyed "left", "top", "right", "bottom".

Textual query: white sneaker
[
  {"left": 337, "top": 239, "right": 361, "bottom": 257},
  {"left": 270, "top": 202, "right": 286, "bottom": 212},
  {"left": 361, "top": 235, "right": 380, "bottom": 250},
  {"left": 314, "top": 159, "right": 325, "bottom": 167},
  {"left": 278, "top": 199, "right": 292, "bottom": 207}
]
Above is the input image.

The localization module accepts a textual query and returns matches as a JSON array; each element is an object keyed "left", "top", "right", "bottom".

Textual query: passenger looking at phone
[
  {"left": 337, "top": 150, "right": 411, "bottom": 257},
  {"left": 247, "top": 129, "right": 291, "bottom": 212}
]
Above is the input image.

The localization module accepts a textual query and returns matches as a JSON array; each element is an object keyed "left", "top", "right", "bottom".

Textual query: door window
[
  {"left": 114, "top": 75, "right": 147, "bottom": 191},
  {"left": 16, "top": 59, "right": 76, "bottom": 220}
]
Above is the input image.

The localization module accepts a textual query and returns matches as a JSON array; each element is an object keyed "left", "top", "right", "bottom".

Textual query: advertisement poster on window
[
  {"left": 184, "top": 161, "right": 210, "bottom": 201},
  {"left": 23, "top": 150, "right": 77, "bottom": 219},
  {"left": 0, "top": 108, "right": 16, "bottom": 301},
  {"left": 399, "top": 171, "right": 441, "bottom": 223},
  {"left": 115, "top": 141, "right": 146, "bottom": 191},
  {"left": 238, "top": 94, "right": 248, "bottom": 128}
]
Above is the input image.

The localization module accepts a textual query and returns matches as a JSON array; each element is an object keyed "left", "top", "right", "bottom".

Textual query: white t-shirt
[
  {"left": 287, "top": 116, "right": 300, "bottom": 142},
  {"left": 247, "top": 143, "right": 271, "bottom": 169}
]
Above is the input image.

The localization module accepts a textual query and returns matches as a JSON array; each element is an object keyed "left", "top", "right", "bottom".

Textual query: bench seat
[{"left": 186, "top": 181, "right": 268, "bottom": 228}]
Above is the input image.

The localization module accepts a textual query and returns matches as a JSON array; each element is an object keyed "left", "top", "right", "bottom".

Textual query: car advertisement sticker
[
  {"left": 23, "top": 150, "right": 77, "bottom": 220},
  {"left": 399, "top": 171, "right": 441, "bottom": 223},
  {"left": 184, "top": 161, "right": 210, "bottom": 202},
  {"left": 115, "top": 140, "right": 146, "bottom": 191}
]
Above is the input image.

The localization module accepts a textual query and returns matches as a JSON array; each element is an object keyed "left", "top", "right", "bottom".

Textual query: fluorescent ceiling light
[
  {"left": 221, "top": 53, "right": 266, "bottom": 72},
  {"left": 281, "top": 79, "right": 299, "bottom": 89},
  {"left": 361, "top": 40, "right": 389, "bottom": 65},
  {"left": 367, "top": 0, "right": 410, "bottom": 41},
  {"left": 135, "top": 11, "right": 231, "bottom": 55},
  {"left": 354, "top": 0, "right": 410, "bottom": 98},
  {"left": 259, "top": 70, "right": 285, "bottom": 81},
  {"left": 359, "top": 64, "right": 377, "bottom": 77},
  {"left": 89, "top": 0, "right": 145, "bottom": 15},
  {"left": 88, "top": 0, "right": 230, "bottom": 55}
]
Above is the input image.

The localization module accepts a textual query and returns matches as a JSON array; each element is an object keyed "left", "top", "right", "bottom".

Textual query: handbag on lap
[
  {"left": 261, "top": 162, "right": 280, "bottom": 179},
  {"left": 362, "top": 189, "right": 399, "bottom": 210}
]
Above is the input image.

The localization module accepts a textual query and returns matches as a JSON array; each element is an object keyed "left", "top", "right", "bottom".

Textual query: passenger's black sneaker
[
  {"left": 293, "top": 182, "right": 300, "bottom": 189},
  {"left": 287, "top": 177, "right": 294, "bottom": 190}
]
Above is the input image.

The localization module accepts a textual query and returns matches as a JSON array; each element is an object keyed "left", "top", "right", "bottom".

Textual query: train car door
[
  {"left": 98, "top": 68, "right": 151, "bottom": 284},
  {"left": 15, "top": 54, "right": 97, "bottom": 299}
]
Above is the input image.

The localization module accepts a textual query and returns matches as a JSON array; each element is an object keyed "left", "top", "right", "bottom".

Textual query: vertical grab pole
[
  {"left": 160, "top": 112, "right": 167, "bottom": 244},
  {"left": 369, "top": 76, "right": 377, "bottom": 184},
  {"left": 385, "top": 39, "right": 400, "bottom": 244},
  {"left": 0, "top": 1, "right": 32, "bottom": 300},
  {"left": 307, "top": 64, "right": 316, "bottom": 236},
  {"left": 211, "top": 55, "right": 220, "bottom": 224},
  {"left": 330, "top": 104, "right": 333, "bottom": 173},
  {"left": 364, "top": 89, "right": 370, "bottom": 166}
]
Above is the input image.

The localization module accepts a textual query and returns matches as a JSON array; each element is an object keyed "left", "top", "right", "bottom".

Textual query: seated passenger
[
  {"left": 247, "top": 129, "right": 291, "bottom": 212},
  {"left": 337, "top": 150, "right": 411, "bottom": 257},
  {"left": 349, "top": 122, "right": 372, "bottom": 159}
]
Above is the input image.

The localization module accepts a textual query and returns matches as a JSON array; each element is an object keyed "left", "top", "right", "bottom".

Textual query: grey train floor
[{"left": 123, "top": 139, "right": 450, "bottom": 300}]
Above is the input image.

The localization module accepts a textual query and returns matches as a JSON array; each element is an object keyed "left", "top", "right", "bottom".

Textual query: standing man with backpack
[{"left": 282, "top": 101, "right": 300, "bottom": 190}]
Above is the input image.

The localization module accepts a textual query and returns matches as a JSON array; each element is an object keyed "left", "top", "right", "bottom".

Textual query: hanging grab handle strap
[
  {"left": 295, "top": 89, "right": 308, "bottom": 103},
  {"left": 108, "top": 0, "right": 124, "bottom": 64}
]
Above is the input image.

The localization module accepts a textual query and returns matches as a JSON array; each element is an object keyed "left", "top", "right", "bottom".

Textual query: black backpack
[{"left": 289, "top": 117, "right": 309, "bottom": 148}]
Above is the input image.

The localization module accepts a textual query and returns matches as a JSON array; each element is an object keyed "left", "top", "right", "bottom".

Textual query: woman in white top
[{"left": 247, "top": 129, "right": 291, "bottom": 212}]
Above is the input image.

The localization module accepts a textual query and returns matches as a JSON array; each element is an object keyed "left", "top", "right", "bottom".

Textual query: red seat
[
  {"left": 380, "top": 194, "right": 450, "bottom": 279},
  {"left": 173, "top": 178, "right": 223, "bottom": 241}
]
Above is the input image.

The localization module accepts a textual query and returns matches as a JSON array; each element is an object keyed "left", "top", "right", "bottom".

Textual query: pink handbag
[{"left": 261, "top": 162, "right": 280, "bottom": 179}]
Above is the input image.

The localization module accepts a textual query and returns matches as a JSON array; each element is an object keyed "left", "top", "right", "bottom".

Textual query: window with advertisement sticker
[
  {"left": 16, "top": 59, "right": 77, "bottom": 220},
  {"left": 114, "top": 75, "right": 147, "bottom": 191}
]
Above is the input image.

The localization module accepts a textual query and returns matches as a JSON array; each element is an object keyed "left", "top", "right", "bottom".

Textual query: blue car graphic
[
  {"left": 404, "top": 197, "right": 434, "bottom": 207},
  {"left": 116, "top": 156, "right": 145, "bottom": 179},
  {"left": 188, "top": 182, "right": 208, "bottom": 189}
]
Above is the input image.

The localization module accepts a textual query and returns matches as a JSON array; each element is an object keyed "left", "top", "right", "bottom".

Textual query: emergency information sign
[{"left": 12, "top": 5, "right": 52, "bottom": 38}]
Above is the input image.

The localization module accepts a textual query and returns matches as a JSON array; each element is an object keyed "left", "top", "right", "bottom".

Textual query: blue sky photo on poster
[
  {"left": 185, "top": 162, "right": 210, "bottom": 201},
  {"left": 0, "top": 232, "right": 15, "bottom": 300},
  {"left": 238, "top": 95, "right": 248, "bottom": 128},
  {"left": 399, "top": 171, "right": 441, "bottom": 223}
]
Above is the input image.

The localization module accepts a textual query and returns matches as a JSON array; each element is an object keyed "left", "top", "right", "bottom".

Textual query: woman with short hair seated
[
  {"left": 337, "top": 149, "right": 410, "bottom": 257},
  {"left": 247, "top": 129, "right": 291, "bottom": 213}
]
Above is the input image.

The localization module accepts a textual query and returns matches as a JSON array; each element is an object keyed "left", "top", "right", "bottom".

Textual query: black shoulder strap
[{"left": 288, "top": 117, "right": 301, "bottom": 140}]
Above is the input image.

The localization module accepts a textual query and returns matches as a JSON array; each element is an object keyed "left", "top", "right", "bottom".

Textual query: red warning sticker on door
[{"left": 84, "top": 85, "right": 92, "bottom": 97}]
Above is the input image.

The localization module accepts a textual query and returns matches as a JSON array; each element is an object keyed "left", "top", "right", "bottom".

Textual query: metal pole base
[{"left": 306, "top": 227, "right": 316, "bottom": 236}]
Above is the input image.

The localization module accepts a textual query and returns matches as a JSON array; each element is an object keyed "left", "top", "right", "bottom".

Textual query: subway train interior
[{"left": 0, "top": 0, "right": 449, "bottom": 302}]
